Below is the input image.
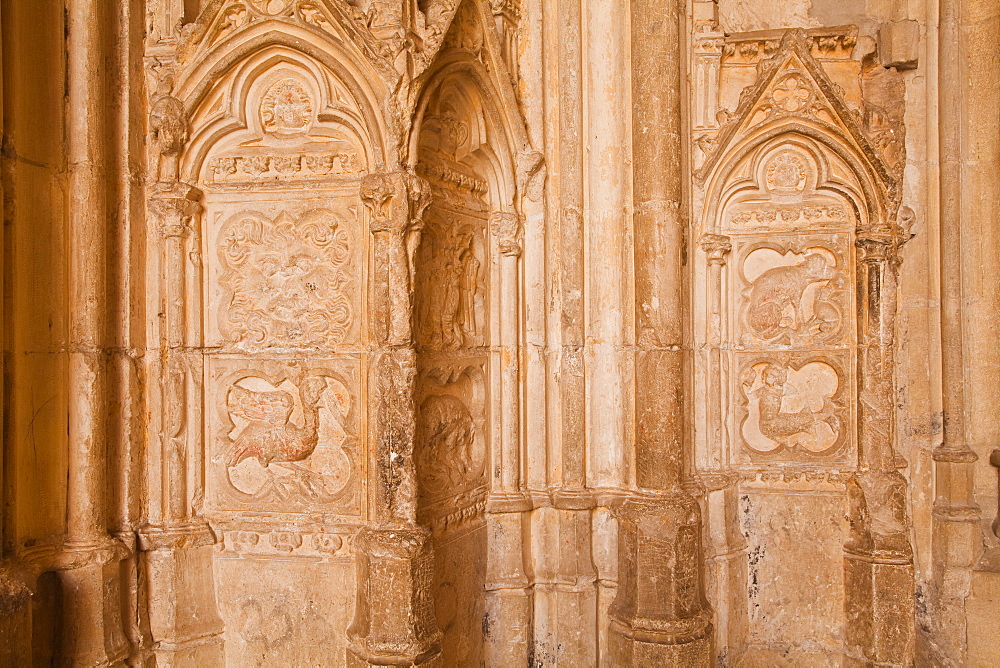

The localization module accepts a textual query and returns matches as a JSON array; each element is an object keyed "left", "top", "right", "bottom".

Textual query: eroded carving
[
  {"left": 414, "top": 364, "right": 487, "bottom": 512},
  {"left": 490, "top": 211, "right": 523, "bottom": 257},
  {"left": 218, "top": 372, "right": 354, "bottom": 503},
  {"left": 416, "top": 218, "right": 484, "bottom": 350},
  {"left": 218, "top": 209, "right": 354, "bottom": 350},
  {"left": 260, "top": 79, "right": 313, "bottom": 134},
  {"left": 416, "top": 395, "right": 478, "bottom": 494},
  {"left": 741, "top": 246, "right": 843, "bottom": 346},
  {"left": 741, "top": 359, "right": 844, "bottom": 456}
]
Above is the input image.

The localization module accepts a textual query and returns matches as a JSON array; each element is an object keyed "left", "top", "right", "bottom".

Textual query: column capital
[
  {"left": 699, "top": 233, "right": 732, "bottom": 264},
  {"left": 360, "top": 171, "right": 431, "bottom": 236},
  {"left": 491, "top": 210, "right": 524, "bottom": 257},
  {"left": 147, "top": 182, "right": 202, "bottom": 238}
]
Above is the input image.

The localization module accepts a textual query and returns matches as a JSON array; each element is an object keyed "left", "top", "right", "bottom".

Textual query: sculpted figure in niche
[
  {"left": 416, "top": 394, "right": 478, "bottom": 495},
  {"left": 418, "top": 224, "right": 481, "bottom": 349},
  {"left": 743, "top": 248, "right": 840, "bottom": 345},
  {"left": 741, "top": 361, "right": 841, "bottom": 455},
  {"left": 220, "top": 375, "right": 353, "bottom": 502}
]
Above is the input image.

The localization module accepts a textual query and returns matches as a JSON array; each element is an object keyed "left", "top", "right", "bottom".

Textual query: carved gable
[{"left": 691, "top": 25, "right": 912, "bottom": 661}]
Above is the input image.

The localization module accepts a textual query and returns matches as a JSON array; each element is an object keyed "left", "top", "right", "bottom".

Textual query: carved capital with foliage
[
  {"left": 490, "top": 211, "right": 523, "bottom": 257},
  {"left": 147, "top": 182, "right": 202, "bottom": 238}
]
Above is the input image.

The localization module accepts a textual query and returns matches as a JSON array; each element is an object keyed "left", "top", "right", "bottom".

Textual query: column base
[
  {"left": 54, "top": 540, "right": 131, "bottom": 665},
  {"left": 607, "top": 493, "right": 714, "bottom": 667},
  {"left": 844, "top": 551, "right": 915, "bottom": 666},
  {"left": 347, "top": 526, "right": 442, "bottom": 667},
  {"left": 140, "top": 523, "right": 225, "bottom": 665},
  {"left": 608, "top": 621, "right": 712, "bottom": 666}
]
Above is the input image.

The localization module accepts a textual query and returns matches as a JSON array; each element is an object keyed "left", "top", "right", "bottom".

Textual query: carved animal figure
[
  {"left": 226, "top": 377, "right": 327, "bottom": 467},
  {"left": 416, "top": 394, "right": 476, "bottom": 493},
  {"left": 754, "top": 364, "right": 835, "bottom": 441},
  {"left": 746, "top": 253, "right": 835, "bottom": 340}
]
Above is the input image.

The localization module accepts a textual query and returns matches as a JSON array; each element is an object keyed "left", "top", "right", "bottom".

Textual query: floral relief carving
[
  {"left": 209, "top": 151, "right": 360, "bottom": 182},
  {"left": 218, "top": 208, "right": 354, "bottom": 350},
  {"left": 218, "top": 371, "right": 355, "bottom": 504},
  {"left": 250, "top": 0, "right": 293, "bottom": 14},
  {"left": 769, "top": 73, "right": 813, "bottom": 113},
  {"left": 741, "top": 359, "right": 845, "bottom": 456}
]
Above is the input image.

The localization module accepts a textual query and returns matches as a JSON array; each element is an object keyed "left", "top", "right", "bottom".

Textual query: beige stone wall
[{"left": 0, "top": 0, "right": 997, "bottom": 666}]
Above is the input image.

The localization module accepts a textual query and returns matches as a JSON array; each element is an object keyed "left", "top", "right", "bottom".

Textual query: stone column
[
  {"left": 141, "top": 181, "right": 225, "bottom": 665},
  {"left": 701, "top": 234, "right": 731, "bottom": 462},
  {"left": 348, "top": 171, "right": 441, "bottom": 667},
  {"left": 58, "top": 1, "right": 130, "bottom": 662},
  {"left": 929, "top": 0, "right": 981, "bottom": 662},
  {"left": 608, "top": 0, "right": 713, "bottom": 663},
  {"left": 843, "top": 229, "right": 915, "bottom": 665},
  {"left": 0, "top": 16, "right": 32, "bottom": 655},
  {"left": 484, "top": 210, "right": 532, "bottom": 665}
]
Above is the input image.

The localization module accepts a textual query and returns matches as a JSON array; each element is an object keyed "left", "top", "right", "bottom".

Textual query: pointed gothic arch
[
  {"left": 691, "top": 28, "right": 913, "bottom": 663},
  {"left": 404, "top": 1, "right": 535, "bottom": 661}
]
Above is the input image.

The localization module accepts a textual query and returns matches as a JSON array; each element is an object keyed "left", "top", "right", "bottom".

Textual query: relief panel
[
  {"left": 414, "top": 362, "right": 488, "bottom": 523},
  {"left": 718, "top": 147, "right": 857, "bottom": 469},
  {"left": 736, "top": 352, "right": 851, "bottom": 463},
  {"left": 209, "top": 203, "right": 360, "bottom": 351},
  {"left": 414, "top": 207, "right": 488, "bottom": 351},
  {"left": 735, "top": 236, "right": 851, "bottom": 347},
  {"left": 207, "top": 356, "right": 362, "bottom": 516}
]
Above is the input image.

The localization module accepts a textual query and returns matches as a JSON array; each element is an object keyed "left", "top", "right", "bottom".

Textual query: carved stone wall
[
  {"left": 691, "top": 17, "right": 917, "bottom": 666},
  {"left": 2, "top": 0, "right": 1000, "bottom": 666}
]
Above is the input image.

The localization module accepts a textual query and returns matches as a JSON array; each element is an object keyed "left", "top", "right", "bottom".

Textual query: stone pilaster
[
  {"left": 843, "top": 229, "right": 915, "bottom": 666},
  {"left": 141, "top": 184, "right": 225, "bottom": 663},
  {"left": 349, "top": 172, "right": 441, "bottom": 667}
]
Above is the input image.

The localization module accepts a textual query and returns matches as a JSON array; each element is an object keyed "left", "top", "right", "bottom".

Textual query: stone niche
[
  {"left": 412, "top": 55, "right": 501, "bottom": 666},
  {"left": 692, "top": 27, "right": 910, "bottom": 665},
  {"left": 174, "top": 27, "right": 381, "bottom": 664}
]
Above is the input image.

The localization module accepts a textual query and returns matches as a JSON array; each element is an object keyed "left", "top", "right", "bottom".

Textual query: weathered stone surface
[{"left": 1, "top": 0, "right": 998, "bottom": 665}]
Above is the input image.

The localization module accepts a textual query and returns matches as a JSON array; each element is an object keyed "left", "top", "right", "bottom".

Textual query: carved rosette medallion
[
  {"left": 217, "top": 208, "right": 354, "bottom": 350},
  {"left": 260, "top": 79, "right": 313, "bottom": 135}
]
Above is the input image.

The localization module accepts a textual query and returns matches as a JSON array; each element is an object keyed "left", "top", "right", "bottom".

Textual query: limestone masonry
[{"left": 1, "top": 0, "right": 998, "bottom": 665}]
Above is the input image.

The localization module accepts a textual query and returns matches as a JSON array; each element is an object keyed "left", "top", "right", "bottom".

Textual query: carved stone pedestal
[
  {"left": 347, "top": 526, "right": 442, "bottom": 666},
  {"left": 844, "top": 554, "right": 914, "bottom": 667},
  {"left": 0, "top": 564, "right": 32, "bottom": 665},
  {"left": 608, "top": 495, "right": 713, "bottom": 666},
  {"left": 139, "top": 524, "right": 225, "bottom": 665},
  {"left": 844, "top": 472, "right": 915, "bottom": 666}
]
